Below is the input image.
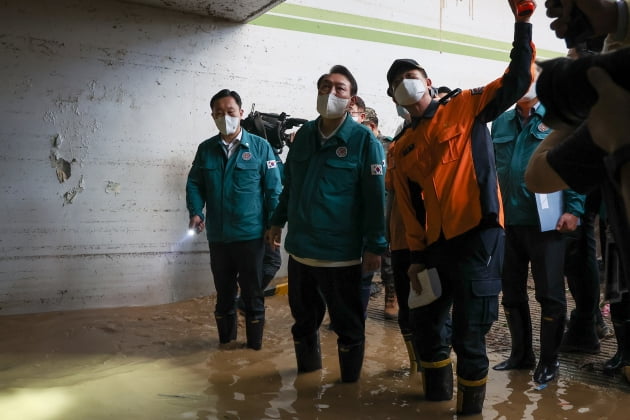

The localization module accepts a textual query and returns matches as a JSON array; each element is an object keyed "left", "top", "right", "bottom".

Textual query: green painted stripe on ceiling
[
  {"left": 271, "top": 3, "right": 513, "bottom": 50},
  {"left": 252, "top": 14, "right": 509, "bottom": 61},
  {"left": 250, "top": 3, "right": 563, "bottom": 61}
]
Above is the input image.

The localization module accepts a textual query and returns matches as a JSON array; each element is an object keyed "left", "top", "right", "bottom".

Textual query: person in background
[
  {"left": 186, "top": 89, "right": 282, "bottom": 350},
  {"left": 349, "top": 95, "right": 367, "bottom": 123},
  {"left": 348, "top": 96, "right": 382, "bottom": 318},
  {"left": 527, "top": 0, "right": 630, "bottom": 382},
  {"left": 491, "top": 68, "right": 585, "bottom": 385},
  {"left": 362, "top": 107, "right": 398, "bottom": 320},
  {"left": 559, "top": 42, "right": 611, "bottom": 355},
  {"left": 381, "top": 110, "right": 421, "bottom": 373},
  {"left": 237, "top": 148, "right": 285, "bottom": 312},
  {"left": 266, "top": 65, "right": 387, "bottom": 382}
]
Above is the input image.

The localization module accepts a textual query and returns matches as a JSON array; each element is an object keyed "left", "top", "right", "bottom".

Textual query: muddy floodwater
[{"left": 1, "top": 288, "right": 629, "bottom": 419}]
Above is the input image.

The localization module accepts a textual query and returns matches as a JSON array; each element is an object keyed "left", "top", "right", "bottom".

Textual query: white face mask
[
  {"left": 393, "top": 78, "right": 427, "bottom": 106},
  {"left": 214, "top": 115, "right": 240, "bottom": 136},
  {"left": 351, "top": 115, "right": 360, "bottom": 122},
  {"left": 317, "top": 93, "right": 350, "bottom": 119},
  {"left": 521, "top": 81, "right": 537, "bottom": 101},
  {"left": 396, "top": 104, "right": 410, "bottom": 119}
]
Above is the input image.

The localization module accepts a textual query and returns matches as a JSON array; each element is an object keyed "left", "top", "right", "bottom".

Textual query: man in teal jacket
[
  {"left": 491, "top": 74, "right": 585, "bottom": 383},
  {"left": 267, "top": 65, "right": 387, "bottom": 382},
  {"left": 186, "top": 89, "right": 282, "bottom": 350}
]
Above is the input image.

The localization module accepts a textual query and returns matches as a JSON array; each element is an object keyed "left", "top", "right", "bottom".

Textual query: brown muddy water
[{"left": 1, "top": 288, "right": 629, "bottom": 419}]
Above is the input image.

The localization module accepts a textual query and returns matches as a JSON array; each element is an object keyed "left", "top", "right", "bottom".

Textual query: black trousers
[
  {"left": 391, "top": 249, "right": 412, "bottom": 334},
  {"left": 263, "top": 240, "right": 282, "bottom": 282},
  {"left": 502, "top": 226, "right": 567, "bottom": 319},
  {"left": 209, "top": 238, "right": 265, "bottom": 320},
  {"left": 565, "top": 219, "right": 600, "bottom": 322},
  {"left": 288, "top": 256, "right": 364, "bottom": 346},
  {"left": 410, "top": 227, "right": 504, "bottom": 381}
]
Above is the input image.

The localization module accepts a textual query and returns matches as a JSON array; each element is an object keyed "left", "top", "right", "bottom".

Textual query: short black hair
[
  {"left": 354, "top": 95, "right": 366, "bottom": 111},
  {"left": 437, "top": 86, "right": 451, "bottom": 94},
  {"left": 316, "top": 73, "right": 328, "bottom": 89},
  {"left": 328, "top": 64, "right": 358, "bottom": 96},
  {"left": 210, "top": 89, "right": 242, "bottom": 110}
]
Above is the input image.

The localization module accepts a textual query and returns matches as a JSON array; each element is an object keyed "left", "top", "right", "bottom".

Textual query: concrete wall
[{"left": 0, "top": 0, "right": 565, "bottom": 315}]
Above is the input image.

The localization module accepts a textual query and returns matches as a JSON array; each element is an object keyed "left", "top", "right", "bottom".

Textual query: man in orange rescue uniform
[{"left": 385, "top": 0, "right": 537, "bottom": 415}]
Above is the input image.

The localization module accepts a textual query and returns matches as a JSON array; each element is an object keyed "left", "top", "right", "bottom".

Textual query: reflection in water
[
  {"left": 0, "top": 294, "right": 629, "bottom": 419},
  {"left": 206, "top": 347, "right": 286, "bottom": 418}
]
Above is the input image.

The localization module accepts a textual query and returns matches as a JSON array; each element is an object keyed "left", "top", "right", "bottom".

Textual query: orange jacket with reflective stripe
[{"left": 391, "top": 22, "right": 535, "bottom": 258}]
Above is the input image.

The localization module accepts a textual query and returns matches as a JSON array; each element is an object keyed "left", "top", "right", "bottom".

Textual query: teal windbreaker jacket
[
  {"left": 271, "top": 115, "right": 388, "bottom": 261},
  {"left": 492, "top": 104, "right": 585, "bottom": 226},
  {"left": 186, "top": 129, "right": 282, "bottom": 243}
]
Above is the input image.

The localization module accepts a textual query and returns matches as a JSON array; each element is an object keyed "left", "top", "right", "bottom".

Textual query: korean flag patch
[
  {"left": 267, "top": 160, "right": 277, "bottom": 169},
  {"left": 371, "top": 164, "right": 383, "bottom": 176}
]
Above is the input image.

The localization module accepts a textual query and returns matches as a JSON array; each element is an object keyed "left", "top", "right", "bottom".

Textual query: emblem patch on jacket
[
  {"left": 371, "top": 164, "right": 383, "bottom": 176},
  {"left": 241, "top": 152, "right": 252, "bottom": 161},
  {"left": 336, "top": 147, "right": 348, "bottom": 158},
  {"left": 267, "top": 160, "right": 277, "bottom": 169}
]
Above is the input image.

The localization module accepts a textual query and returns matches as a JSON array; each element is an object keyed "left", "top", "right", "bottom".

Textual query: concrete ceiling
[{"left": 123, "top": 0, "right": 285, "bottom": 22}]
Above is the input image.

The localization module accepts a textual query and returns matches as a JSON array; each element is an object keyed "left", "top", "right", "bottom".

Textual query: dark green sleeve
[
  {"left": 477, "top": 22, "right": 535, "bottom": 123},
  {"left": 563, "top": 189, "right": 586, "bottom": 218},
  {"left": 185, "top": 145, "right": 206, "bottom": 221}
]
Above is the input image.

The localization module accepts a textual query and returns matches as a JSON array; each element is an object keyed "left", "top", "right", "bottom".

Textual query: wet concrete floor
[{"left": 1, "top": 280, "right": 629, "bottom": 420}]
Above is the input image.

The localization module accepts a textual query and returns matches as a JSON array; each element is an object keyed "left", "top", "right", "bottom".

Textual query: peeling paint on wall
[
  {"left": 105, "top": 180, "right": 121, "bottom": 195},
  {"left": 54, "top": 157, "right": 72, "bottom": 183},
  {"left": 49, "top": 134, "right": 74, "bottom": 183},
  {"left": 63, "top": 175, "right": 85, "bottom": 205}
]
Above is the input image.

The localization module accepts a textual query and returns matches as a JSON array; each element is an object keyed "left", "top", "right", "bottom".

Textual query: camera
[
  {"left": 549, "top": 0, "right": 594, "bottom": 48},
  {"left": 241, "top": 105, "right": 307, "bottom": 154},
  {"left": 536, "top": 47, "right": 630, "bottom": 128}
]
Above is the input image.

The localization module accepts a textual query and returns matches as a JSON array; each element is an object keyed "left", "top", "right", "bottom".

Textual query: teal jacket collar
[
  {"left": 508, "top": 102, "right": 547, "bottom": 122},
  {"left": 315, "top": 112, "right": 359, "bottom": 145}
]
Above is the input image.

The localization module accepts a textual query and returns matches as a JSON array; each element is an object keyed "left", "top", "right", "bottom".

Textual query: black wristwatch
[{"left": 604, "top": 143, "right": 630, "bottom": 186}]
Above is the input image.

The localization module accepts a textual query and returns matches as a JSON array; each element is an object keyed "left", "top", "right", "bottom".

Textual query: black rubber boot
[
  {"left": 456, "top": 377, "right": 487, "bottom": 416},
  {"left": 559, "top": 309, "right": 600, "bottom": 354},
  {"left": 338, "top": 341, "right": 365, "bottom": 383},
  {"left": 421, "top": 359, "right": 453, "bottom": 401},
  {"left": 215, "top": 313, "right": 237, "bottom": 344},
  {"left": 245, "top": 317, "right": 264, "bottom": 350},
  {"left": 294, "top": 332, "right": 322, "bottom": 373},
  {"left": 604, "top": 320, "right": 630, "bottom": 375},
  {"left": 533, "top": 315, "right": 565, "bottom": 384},
  {"left": 402, "top": 332, "right": 418, "bottom": 374},
  {"left": 493, "top": 305, "right": 536, "bottom": 370}
]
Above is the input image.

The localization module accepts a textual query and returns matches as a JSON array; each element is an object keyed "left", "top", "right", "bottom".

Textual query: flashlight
[
  {"left": 187, "top": 229, "right": 196, "bottom": 237},
  {"left": 516, "top": 0, "right": 534, "bottom": 17}
]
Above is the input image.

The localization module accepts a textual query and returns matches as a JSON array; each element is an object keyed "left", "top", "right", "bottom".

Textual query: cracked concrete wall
[
  {"left": 1, "top": 0, "right": 266, "bottom": 315},
  {"left": 0, "top": 0, "right": 565, "bottom": 315}
]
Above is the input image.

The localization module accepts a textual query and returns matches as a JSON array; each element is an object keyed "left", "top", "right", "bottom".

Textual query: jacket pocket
[
  {"left": 492, "top": 135, "right": 515, "bottom": 177},
  {"left": 200, "top": 162, "right": 221, "bottom": 190},
  {"left": 468, "top": 278, "right": 500, "bottom": 326},
  {"left": 234, "top": 159, "right": 261, "bottom": 192},
  {"left": 468, "top": 228, "right": 504, "bottom": 325},
  {"left": 438, "top": 131, "right": 463, "bottom": 164},
  {"left": 321, "top": 158, "right": 358, "bottom": 195}
]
